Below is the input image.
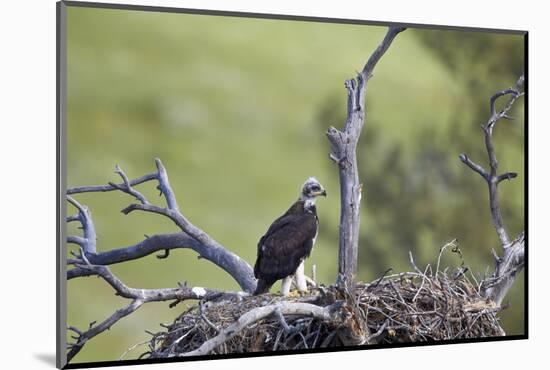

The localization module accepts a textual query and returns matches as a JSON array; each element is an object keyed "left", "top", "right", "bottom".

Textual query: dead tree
[
  {"left": 327, "top": 26, "right": 405, "bottom": 287},
  {"left": 67, "top": 159, "right": 256, "bottom": 291},
  {"left": 65, "top": 159, "right": 256, "bottom": 361},
  {"left": 459, "top": 75, "right": 525, "bottom": 306}
]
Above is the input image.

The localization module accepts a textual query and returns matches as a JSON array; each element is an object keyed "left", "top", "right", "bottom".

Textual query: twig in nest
[
  {"left": 275, "top": 307, "right": 295, "bottom": 333},
  {"left": 409, "top": 251, "right": 424, "bottom": 276},
  {"left": 199, "top": 301, "right": 220, "bottom": 334},
  {"left": 436, "top": 239, "right": 458, "bottom": 276}
]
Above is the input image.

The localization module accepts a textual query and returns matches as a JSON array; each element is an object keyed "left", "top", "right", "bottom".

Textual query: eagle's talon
[{"left": 284, "top": 290, "right": 303, "bottom": 298}]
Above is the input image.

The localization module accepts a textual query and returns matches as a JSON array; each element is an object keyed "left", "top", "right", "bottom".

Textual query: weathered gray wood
[
  {"left": 66, "top": 261, "right": 244, "bottom": 362},
  {"left": 65, "top": 159, "right": 261, "bottom": 361},
  {"left": 327, "top": 26, "right": 405, "bottom": 287},
  {"left": 66, "top": 196, "right": 96, "bottom": 254},
  {"left": 459, "top": 75, "right": 525, "bottom": 306},
  {"left": 66, "top": 232, "right": 254, "bottom": 293},
  {"left": 67, "top": 173, "right": 157, "bottom": 194},
  {"left": 121, "top": 203, "right": 256, "bottom": 292},
  {"left": 482, "top": 232, "right": 524, "bottom": 306},
  {"left": 66, "top": 159, "right": 257, "bottom": 292}
]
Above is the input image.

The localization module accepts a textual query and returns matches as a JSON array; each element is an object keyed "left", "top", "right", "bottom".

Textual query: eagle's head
[{"left": 300, "top": 177, "right": 327, "bottom": 201}]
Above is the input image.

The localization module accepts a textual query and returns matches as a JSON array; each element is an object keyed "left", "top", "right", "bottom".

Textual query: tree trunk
[{"left": 327, "top": 26, "right": 405, "bottom": 287}]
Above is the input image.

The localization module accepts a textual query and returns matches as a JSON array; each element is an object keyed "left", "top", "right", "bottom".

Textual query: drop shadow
[{"left": 34, "top": 353, "right": 57, "bottom": 367}]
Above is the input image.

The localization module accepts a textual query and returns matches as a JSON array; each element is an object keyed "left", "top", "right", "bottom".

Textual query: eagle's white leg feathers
[
  {"left": 294, "top": 260, "right": 307, "bottom": 292},
  {"left": 281, "top": 276, "right": 292, "bottom": 296}
]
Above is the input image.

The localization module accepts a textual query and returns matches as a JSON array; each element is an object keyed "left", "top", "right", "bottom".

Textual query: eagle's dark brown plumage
[{"left": 254, "top": 178, "right": 326, "bottom": 295}]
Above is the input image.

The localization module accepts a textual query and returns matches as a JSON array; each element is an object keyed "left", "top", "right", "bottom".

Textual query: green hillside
[{"left": 66, "top": 7, "right": 525, "bottom": 363}]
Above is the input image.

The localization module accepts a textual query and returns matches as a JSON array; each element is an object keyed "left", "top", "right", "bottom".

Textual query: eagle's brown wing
[{"left": 254, "top": 211, "right": 317, "bottom": 293}]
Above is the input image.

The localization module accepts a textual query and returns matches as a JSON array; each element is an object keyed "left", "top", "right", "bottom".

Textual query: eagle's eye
[{"left": 311, "top": 185, "right": 320, "bottom": 191}]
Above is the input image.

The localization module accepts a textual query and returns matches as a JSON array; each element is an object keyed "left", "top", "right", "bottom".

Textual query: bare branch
[
  {"left": 74, "top": 263, "right": 231, "bottom": 302},
  {"left": 65, "top": 183, "right": 251, "bottom": 357},
  {"left": 66, "top": 158, "right": 257, "bottom": 292},
  {"left": 117, "top": 159, "right": 256, "bottom": 291},
  {"left": 489, "top": 88, "right": 519, "bottom": 119},
  {"left": 66, "top": 260, "right": 244, "bottom": 362},
  {"left": 66, "top": 233, "right": 203, "bottom": 278},
  {"left": 460, "top": 75, "right": 525, "bottom": 246},
  {"left": 497, "top": 172, "right": 518, "bottom": 183},
  {"left": 66, "top": 195, "right": 96, "bottom": 254},
  {"left": 488, "top": 75, "right": 524, "bottom": 128},
  {"left": 459, "top": 75, "right": 525, "bottom": 306},
  {"left": 67, "top": 267, "right": 96, "bottom": 279},
  {"left": 361, "top": 26, "right": 407, "bottom": 80},
  {"left": 67, "top": 236, "right": 85, "bottom": 246},
  {"left": 68, "top": 299, "right": 143, "bottom": 362},
  {"left": 66, "top": 215, "right": 80, "bottom": 223},
  {"left": 68, "top": 173, "right": 157, "bottom": 194},
  {"left": 155, "top": 158, "right": 179, "bottom": 211},
  {"left": 121, "top": 203, "right": 173, "bottom": 218},
  {"left": 120, "top": 203, "right": 256, "bottom": 292},
  {"left": 458, "top": 154, "right": 489, "bottom": 180},
  {"left": 108, "top": 164, "right": 149, "bottom": 204},
  {"left": 327, "top": 26, "right": 405, "bottom": 287}
]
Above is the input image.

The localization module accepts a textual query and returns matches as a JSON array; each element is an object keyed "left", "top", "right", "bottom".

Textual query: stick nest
[{"left": 143, "top": 267, "right": 504, "bottom": 358}]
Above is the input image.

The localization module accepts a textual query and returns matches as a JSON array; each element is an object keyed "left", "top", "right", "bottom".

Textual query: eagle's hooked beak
[{"left": 315, "top": 189, "right": 327, "bottom": 197}]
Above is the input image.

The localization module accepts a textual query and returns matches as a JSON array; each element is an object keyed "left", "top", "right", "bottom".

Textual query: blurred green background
[{"left": 66, "top": 6, "right": 525, "bottom": 363}]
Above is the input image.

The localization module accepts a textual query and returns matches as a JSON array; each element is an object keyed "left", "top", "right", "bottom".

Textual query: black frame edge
[{"left": 64, "top": 335, "right": 528, "bottom": 369}]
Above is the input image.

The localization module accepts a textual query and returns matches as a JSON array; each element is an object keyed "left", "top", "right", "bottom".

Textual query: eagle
[{"left": 254, "top": 177, "right": 326, "bottom": 295}]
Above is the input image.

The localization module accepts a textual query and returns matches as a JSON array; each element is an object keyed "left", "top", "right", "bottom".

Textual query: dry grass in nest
[{"left": 141, "top": 258, "right": 504, "bottom": 359}]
